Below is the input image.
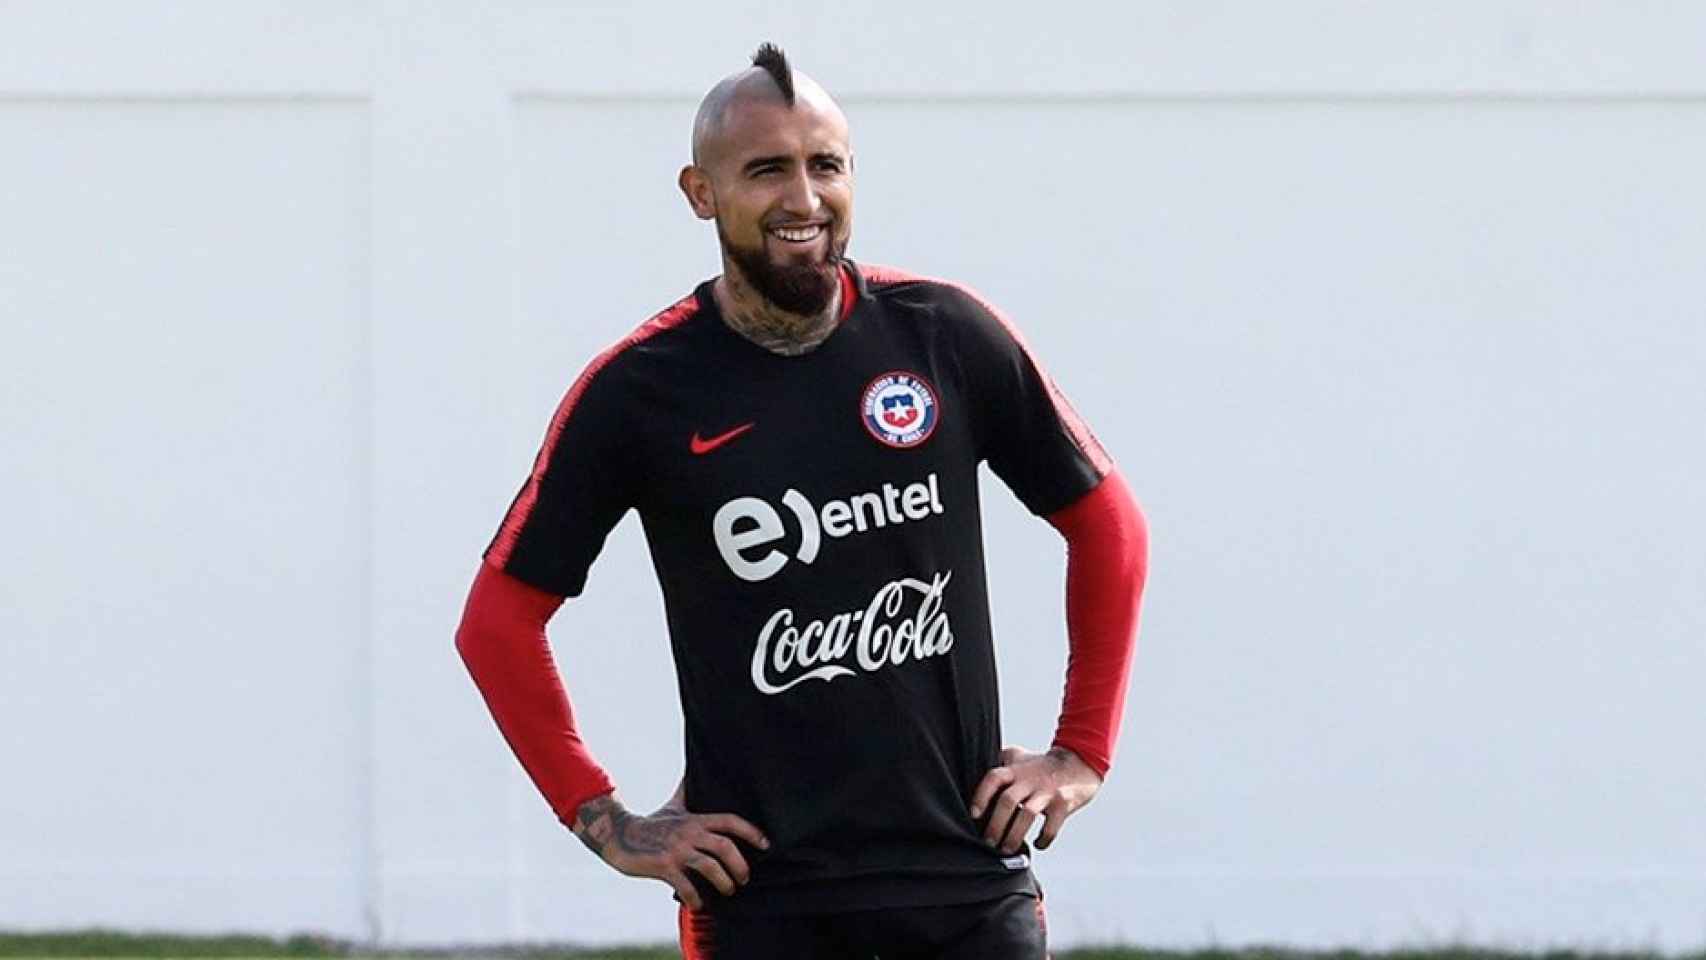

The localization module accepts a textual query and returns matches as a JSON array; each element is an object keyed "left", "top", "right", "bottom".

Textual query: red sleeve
[
  {"left": 455, "top": 559, "right": 615, "bottom": 826},
  {"left": 1044, "top": 470, "right": 1148, "bottom": 778}
]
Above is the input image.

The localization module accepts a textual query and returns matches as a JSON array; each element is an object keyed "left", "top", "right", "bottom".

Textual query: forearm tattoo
[{"left": 573, "top": 795, "right": 680, "bottom": 860}]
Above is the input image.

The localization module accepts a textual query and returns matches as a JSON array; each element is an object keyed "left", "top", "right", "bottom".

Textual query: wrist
[
  {"left": 1046, "top": 745, "right": 1101, "bottom": 782},
  {"left": 570, "top": 792, "right": 628, "bottom": 860}
]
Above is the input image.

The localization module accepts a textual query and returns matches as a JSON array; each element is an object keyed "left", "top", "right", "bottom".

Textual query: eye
[{"left": 813, "top": 157, "right": 845, "bottom": 173}]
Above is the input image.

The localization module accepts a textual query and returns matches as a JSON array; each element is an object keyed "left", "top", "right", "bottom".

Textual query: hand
[
  {"left": 571, "top": 793, "right": 770, "bottom": 909},
  {"left": 969, "top": 745, "right": 1102, "bottom": 854}
]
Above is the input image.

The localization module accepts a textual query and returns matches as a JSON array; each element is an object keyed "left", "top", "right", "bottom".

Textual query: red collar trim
[{"left": 838, "top": 263, "right": 857, "bottom": 323}]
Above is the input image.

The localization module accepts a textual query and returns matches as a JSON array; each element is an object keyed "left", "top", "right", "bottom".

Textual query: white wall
[{"left": 2, "top": 1, "right": 1703, "bottom": 951}]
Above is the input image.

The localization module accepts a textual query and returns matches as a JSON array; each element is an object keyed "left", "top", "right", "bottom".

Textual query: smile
[{"left": 768, "top": 223, "right": 826, "bottom": 244}]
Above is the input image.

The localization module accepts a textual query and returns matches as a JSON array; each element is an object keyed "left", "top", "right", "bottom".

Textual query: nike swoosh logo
[{"left": 690, "top": 422, "right": 755, "bottom": 455}]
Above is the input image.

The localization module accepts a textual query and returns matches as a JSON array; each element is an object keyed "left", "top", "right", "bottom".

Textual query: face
[{"left": 681, "top": 88, "right": 854, "bottom": 314}]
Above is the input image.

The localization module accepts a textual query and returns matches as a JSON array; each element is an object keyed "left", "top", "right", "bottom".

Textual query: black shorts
[{"left": 677, "top": 890, "right": 1049, "bottom": 960}]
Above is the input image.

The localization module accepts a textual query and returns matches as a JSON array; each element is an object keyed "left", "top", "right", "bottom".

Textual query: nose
[{"left": 780, "top": 168, "right": 821, "bottom": 218}]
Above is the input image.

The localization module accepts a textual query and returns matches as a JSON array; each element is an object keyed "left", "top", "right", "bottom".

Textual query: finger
[
  {"left": 664, "top": 869, "right": 702, "bottom": 910},
  {"left": 1000, "top": 800, "right": 1043, "bottom": 854},
  {"left": 697, "top": 832, "right": 751, "bottom": 885},
  {"left": 1035, "top": 797, "right": 1070, "bottom": 850},
  {"left": 983, "top": 782, "right": 1032, "bottom": 846},
  {"left": 999, "top": 745, "right": 1027, "bottom": 765},
  {"left": 700, "top": 813, "right": 770, "bottom": 850},
  {"left": 682, "top": 851, "right": 738, "bottom": 897},
  {"left": 969, "top": 766, "right": 1016, "bottom": 820}
]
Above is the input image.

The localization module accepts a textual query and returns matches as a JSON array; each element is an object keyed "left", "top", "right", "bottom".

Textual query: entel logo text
[{"left": 713, "top": 473, "right": 946, "bottom": 582}]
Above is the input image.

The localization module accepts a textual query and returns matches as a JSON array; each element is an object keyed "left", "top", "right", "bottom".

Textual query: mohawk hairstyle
[{"left": 751, "top": 42, "right": 796, "bottom": 105}]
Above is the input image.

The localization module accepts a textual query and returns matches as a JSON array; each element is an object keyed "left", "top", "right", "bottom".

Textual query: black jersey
[{"left": 486, "top": 261, "right": 1110, "bottom": 915}]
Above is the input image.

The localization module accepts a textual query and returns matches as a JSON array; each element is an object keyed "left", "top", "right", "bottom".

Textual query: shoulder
[
  {"left": 857, "top": 262, "right": 989, "bottom": 314},
  {"left": 585, "top": 290, "right": 705, "bottom": 382},
  {"left": 540, "top": 290, "right": 705, "bottom": 434},
  {"left": 569, "top": 289, "right": 705, "bottom": 389},
  {"left": 854, "top": 261, "right": 1024, "bottom": 349}
]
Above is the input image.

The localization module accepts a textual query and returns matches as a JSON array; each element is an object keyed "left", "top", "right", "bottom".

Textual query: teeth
[{"left": 771, "top": 224, "right": 824, "bottom": 242}]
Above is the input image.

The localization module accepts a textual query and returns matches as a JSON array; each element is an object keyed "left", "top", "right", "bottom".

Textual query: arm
[
  {"left": 969, "top": 470, "right": 1148, "bottom": 852},
  {"left": 454, "top": 559, "right": 613, "bottom": 823},
  {"left": 1047, "top": 469, "right": 1147, "bottom": 776},
  {"left": 455, "top": 561, "right": 769, "bottom": 906}
]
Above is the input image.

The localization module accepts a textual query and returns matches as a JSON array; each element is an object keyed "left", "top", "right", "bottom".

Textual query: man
[{"left": 456, "top": 44, "right": 1147, "bottom": 959}]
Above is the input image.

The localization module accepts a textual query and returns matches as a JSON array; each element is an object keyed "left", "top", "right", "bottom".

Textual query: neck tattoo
[{"left": 716, "top": 271, "right": 841, "bottom": 357}]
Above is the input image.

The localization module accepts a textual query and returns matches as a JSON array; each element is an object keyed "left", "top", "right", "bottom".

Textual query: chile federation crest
[{"left": 861, "top": 371, "right": 940, "bottom": 449}]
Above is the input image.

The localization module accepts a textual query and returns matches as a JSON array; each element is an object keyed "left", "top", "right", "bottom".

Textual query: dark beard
[{"left": 719, "top": 223, "right": 842, "bottom": 316}]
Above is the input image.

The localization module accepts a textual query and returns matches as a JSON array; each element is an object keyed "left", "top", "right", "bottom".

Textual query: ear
[{"left": 678, "top": 165, "right": 716, "bottom": 221}]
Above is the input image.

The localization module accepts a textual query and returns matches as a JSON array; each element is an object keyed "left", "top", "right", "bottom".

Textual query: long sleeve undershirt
[
  {"left": 1042, "top": 470, "right": 1148, "bottom": 777},
  {"left": 455, "top": 470, "right": 1147, "bottom": 821},
  {"left": 454, "top": 562, "right": 614, "bottom": 826}
]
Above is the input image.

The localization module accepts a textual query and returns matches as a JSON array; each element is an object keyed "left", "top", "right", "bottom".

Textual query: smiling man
[
  {"left": 456, "top": 44, "right": 1148, "bottom": 959},
  {"left": 684, "top": 50, "right": 854, "bottom": 351}
]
